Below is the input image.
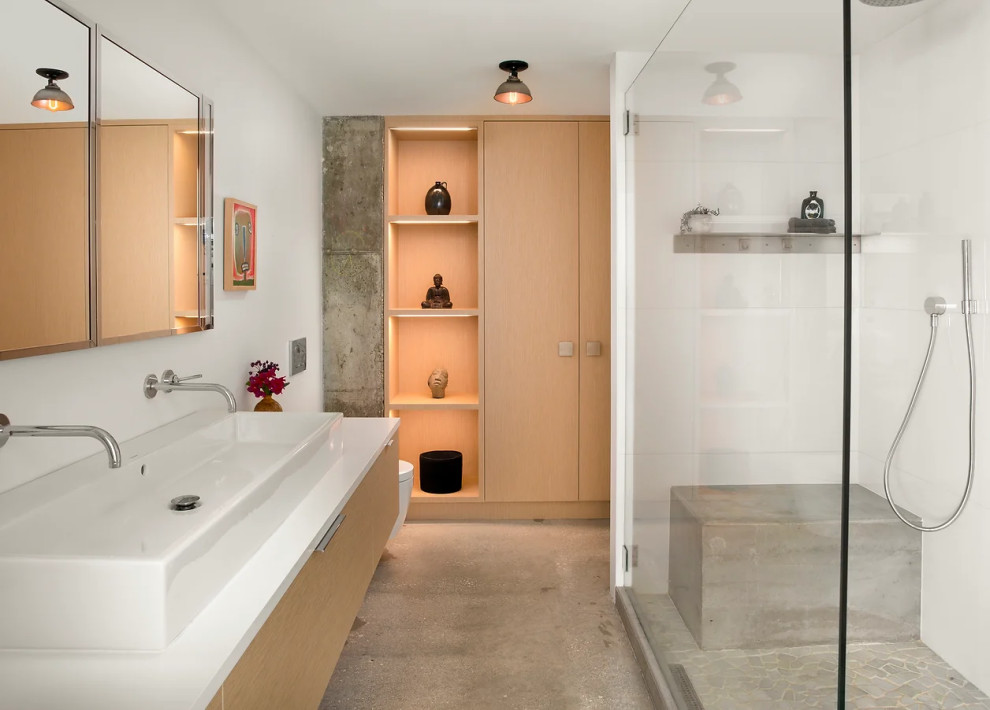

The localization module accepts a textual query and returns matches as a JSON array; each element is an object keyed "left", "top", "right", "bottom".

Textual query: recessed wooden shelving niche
[{"left": 385, "top": 119, "right": 484, "bottom": 504}]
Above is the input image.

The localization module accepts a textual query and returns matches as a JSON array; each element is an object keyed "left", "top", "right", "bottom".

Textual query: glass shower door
[{"left": 622, "top": 1, "right": 848, "bottom": 706}]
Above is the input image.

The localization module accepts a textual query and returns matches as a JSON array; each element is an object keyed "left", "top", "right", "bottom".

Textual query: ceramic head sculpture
[{"left": 428, "top": 368, "right": 449, "bottom": 398}]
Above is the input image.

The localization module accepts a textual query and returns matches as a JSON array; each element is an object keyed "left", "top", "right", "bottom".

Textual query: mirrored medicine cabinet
[{"left": 0, "top": 0, "right": 214, "bottom": 360}]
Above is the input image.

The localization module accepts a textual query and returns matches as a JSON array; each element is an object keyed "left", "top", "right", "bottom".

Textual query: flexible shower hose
[{"left": 882, "top": 307, "right": 976, "bottom": 532}]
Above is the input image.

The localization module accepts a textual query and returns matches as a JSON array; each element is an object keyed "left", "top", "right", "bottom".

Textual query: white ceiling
[
  {"left": 3, "top": 0, "right": 944, "bottom": 124},
  {"left": 2, "top": 0, "right": 199, "bottom": 125},
  {"left": 203, "top": 0, "right": 941, "bottom": 118},
  {"left": 205, "top": 0, "right": 692, "bottom": 116},
  {"left": 1, "top": 0, "right": 89, "bottom": 124}
]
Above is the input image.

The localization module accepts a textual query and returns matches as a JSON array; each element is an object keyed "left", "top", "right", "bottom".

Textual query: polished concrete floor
[{"left": 321, "top": 520, "right": 653, "bottom": 710}]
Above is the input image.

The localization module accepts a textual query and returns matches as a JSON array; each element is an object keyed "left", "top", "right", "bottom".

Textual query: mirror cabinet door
[
  {"left": 98, "top": 37, "right": 202, "bottom": 344},
  {"left": 0, "top": 0, "right": 91, "bottom": 359}
]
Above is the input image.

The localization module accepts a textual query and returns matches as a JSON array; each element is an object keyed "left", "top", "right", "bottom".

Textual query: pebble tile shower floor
[{"left": 635, "top": 594, "right": 990, "bottom": 709}]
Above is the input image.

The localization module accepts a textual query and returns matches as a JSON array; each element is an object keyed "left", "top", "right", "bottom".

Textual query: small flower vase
[{"left": 254, "top": 395, "right": 283, "bottom": 412}]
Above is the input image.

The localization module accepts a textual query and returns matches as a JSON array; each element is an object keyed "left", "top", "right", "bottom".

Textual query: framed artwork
[{"left": 224, "top": 197, "right": 257, "bottom": 290}]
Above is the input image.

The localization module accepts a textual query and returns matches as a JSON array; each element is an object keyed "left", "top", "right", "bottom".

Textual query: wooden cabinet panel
[
  {"left": 363, "top": 437, "right": 399, "bottom": 567},
  {"left": 484, "top": 122, "right": 580, "bottom": 502},
  {"left": 579, "top": 122, "right": 612, "bottom": 502},
  {"left": 205, "top": 689, "right": 222, "bottom": 710},
  {"left": 0, "top": 126, "right": 89, "bottom": 353},
  {"left": 223, "top": 438, "right": 398, "bottom": 709},
  {"left": 99, "top": 124, "right": 171, "bottom": 340}
]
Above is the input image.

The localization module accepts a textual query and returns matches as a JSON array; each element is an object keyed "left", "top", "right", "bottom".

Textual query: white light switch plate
[{"left": 289, "top": 337, "right": 307, "bottom": 375}]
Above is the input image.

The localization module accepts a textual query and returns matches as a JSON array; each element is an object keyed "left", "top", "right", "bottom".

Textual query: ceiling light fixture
[
  {"left": 31, "top": 68, "right": 74, "bottom": 112},
  {"left": 494, "top": 60, "right": 532, "bottom": 105},
  {"left": 702, "top": 62, "right": 742, "bottom": 106}
]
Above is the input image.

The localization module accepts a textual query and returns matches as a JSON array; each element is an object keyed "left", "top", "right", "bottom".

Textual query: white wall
[
  {"left": 856, "top": 0, "right": 990, "bottom": 693},
  {"left": 624, "top": 52, "right": 846, "bottom": 595},
  {"left": 0, "top": 0, "right": 324, "bottom": 494}
]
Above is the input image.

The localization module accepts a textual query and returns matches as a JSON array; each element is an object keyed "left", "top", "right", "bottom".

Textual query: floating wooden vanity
[
  {"left": 0, "top": 417, "right": 400, "bottom": 710},
  {"left": 220, "top": 432, "right": 397, "bottom": 709}
]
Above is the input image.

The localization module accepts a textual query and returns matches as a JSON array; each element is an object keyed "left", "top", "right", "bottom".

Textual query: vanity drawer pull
[{"left": 315, "top": 513, "right": 346, "bottom": 552}]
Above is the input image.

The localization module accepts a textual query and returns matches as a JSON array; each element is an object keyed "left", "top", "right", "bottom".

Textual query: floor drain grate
[{"left": 668, "top": 664, "right": 706, "bottom": 710}]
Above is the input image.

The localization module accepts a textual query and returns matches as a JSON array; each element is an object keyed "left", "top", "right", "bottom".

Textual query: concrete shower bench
[{"left": 669, "top": 484, "right": 921, "bottom": 650}]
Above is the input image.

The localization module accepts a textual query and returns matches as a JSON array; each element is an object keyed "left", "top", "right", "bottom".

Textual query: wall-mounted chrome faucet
[
  {"left": 143, "top": 370, "right": 237, "bottom": 413},
  {"left": 0, "top": 413, "right": 122, "bottom": 469}
]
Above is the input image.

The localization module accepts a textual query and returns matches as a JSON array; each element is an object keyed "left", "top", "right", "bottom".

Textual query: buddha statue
[{"left": 421, "top": 273, "right": 453, "bottom": 309}]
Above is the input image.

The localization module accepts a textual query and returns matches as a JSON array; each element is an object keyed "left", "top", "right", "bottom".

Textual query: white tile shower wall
[
  {"left": 857, "top": 0, "right": 990, "bottom": 693},
  {"left": 627, "top": 109, "right": 845, "bottom": 595},
  {"left": 0, "top": 0, "right": 324, "bottom": 494}
]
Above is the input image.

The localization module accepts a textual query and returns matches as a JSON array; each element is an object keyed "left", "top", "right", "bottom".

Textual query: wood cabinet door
[
  {"left": 579, "top": 122, "right": 611, "bottom": 502},
  {"left": 222, "top": 509, "right": 368, "bottom": 710},
  {"left": 0, "top": 126, "right": 89, "bottom": 352},
  {"left": 99, "top": 124, "right": 171, "bottom": 340},
  {"left": 484, "top": 121, "right": 580, "bottom": 502},
  {"left": 222, "top": 438, "right": 398, "bottom": 709}
]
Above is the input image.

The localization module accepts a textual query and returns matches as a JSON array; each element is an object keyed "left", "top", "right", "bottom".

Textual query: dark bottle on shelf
[
  {"left": 801, "top": 191, "right": 824, "bottom": 219},
  {"left": 425, "top": 181, "right": 452, "bottom": 215}
]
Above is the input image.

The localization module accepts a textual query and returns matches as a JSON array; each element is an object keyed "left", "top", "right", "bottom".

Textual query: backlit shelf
[
  {"left": 411, "top": 481, "right": 481, "bottom": 500},
  {"left": 389, "top": 393, "right": 479, "bottom": 410},
  {"left": 389, "top": 308, "right": 478, "bottom": 317},
  {"left": 389, "top": 215, "right": 479, "bottom": 225},
  {"left": 389, "top": 127, "right": 478, "bottom": 142}
]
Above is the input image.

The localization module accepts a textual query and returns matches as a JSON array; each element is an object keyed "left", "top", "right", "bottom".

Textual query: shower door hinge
[
  {"left": 622, "top": 544, "right": 639, "bottom": 572},
  {"left": 623, "top": 109, "right": 631, "bottom": 136}
]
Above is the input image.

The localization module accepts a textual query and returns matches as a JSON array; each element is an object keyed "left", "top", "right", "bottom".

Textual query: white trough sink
[{"left": 0, "top": 410, "right": 343, "bottom": 650}]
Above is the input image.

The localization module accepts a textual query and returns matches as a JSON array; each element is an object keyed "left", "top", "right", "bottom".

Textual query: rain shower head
[{"left": 859, "top": 0, "right": 925, "bottom": 6}]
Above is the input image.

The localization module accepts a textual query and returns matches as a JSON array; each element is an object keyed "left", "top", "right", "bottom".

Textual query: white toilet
[{"left": 390, "top": 459, "right": 414, "bottom": 540}]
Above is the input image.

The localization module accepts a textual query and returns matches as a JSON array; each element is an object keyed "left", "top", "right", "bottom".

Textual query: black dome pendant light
[
  {"left": 31, "top": 68, "right": 74, "bottom": 112},
  {"left": 494, "top": 60, "right": 532, "bottom": 105}
]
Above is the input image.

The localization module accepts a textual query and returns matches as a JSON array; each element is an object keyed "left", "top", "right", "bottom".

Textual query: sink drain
[{"left": 170, "top": 495, "right": 201, "bottom": 511}]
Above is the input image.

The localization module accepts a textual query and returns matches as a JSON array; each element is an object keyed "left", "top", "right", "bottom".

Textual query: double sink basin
[{"left": 0, "top": 410, "right": 343, "bottom": 651}]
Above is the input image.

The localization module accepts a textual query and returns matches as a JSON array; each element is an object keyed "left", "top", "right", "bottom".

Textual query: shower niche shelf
[{"left": 674, "top": 232, "right": 863, "bottom": 254}]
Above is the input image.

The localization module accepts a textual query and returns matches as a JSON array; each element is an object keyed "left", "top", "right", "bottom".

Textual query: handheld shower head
[{"left": 859, "top": 0, "right": 925, "bottom": 6}]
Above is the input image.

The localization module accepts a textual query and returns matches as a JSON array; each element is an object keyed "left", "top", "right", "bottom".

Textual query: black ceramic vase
[
  {"left": 425, "top": 181, "right": 452, "bottom": 215},
  {"left": 801, "top": 190, "right": 824, "bottom": 219}
]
